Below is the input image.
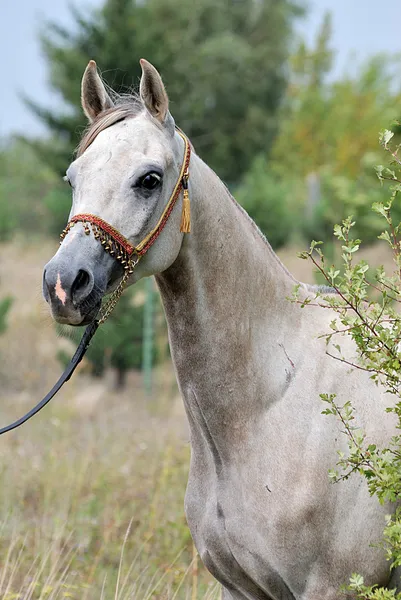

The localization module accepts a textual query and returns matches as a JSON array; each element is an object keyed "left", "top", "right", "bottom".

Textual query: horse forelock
[{"left": 77, "top": 96, "right": 143, "bottom": 157}]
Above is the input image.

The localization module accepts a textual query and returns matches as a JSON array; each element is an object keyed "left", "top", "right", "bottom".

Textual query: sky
[{"left": 1, "top": 0, "right": 401, "bottom": 138}]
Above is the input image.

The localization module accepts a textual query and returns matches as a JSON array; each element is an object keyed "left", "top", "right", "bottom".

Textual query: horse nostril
[
  {"left": 43, "top": 269, "right": 51, "bottom": 300},
  {"left": 71, "top": 269, "right": 92, "bottom": 303}
]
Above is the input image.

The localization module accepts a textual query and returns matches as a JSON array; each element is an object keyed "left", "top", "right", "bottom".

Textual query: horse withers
[{"left": 43, "top": 59, "right": 400, "bottom": 599}]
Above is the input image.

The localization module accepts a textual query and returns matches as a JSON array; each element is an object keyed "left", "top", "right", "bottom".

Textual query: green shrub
[
  {"left": 0, "top": 180, "right": 20, "bottom": 241},
  {"left": 42, "top": 186, "right": 73, "bottom": 236},
  {"left": 303, "top": 154, "right": 394, "bottom": 246},
  {"left": 235, "top": 155, "right": 301, "bottom": 249},
  {"left": 295, "top": 130, "right": 401, "bottom": 598}
]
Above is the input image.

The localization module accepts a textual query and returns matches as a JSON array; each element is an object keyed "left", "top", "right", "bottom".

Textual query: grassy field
[
  {"left": 0, "top": 367, "right": 221, "bottom": 599},
  {"left": 0, "top": 239, "right": 219, "bottom": 599},
  {"left": 0, "top": 237, "right": 394, "bottom": 599}
]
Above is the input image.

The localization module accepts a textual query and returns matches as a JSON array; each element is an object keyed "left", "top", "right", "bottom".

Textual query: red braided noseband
[{"left": 69, "top": 214, "right": 135, "bottom": 255}]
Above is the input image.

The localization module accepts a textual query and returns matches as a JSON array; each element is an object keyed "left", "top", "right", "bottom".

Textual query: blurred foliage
[
  {"left": 239, "top": 14, "right": 401, "bottom": 248},
  {"left": 24, "top": 0, "right": 304, "bottom": 183},
  {"left": 0, "top": 139, "right": 58, "bottom": 240},
  {"left": 0, "top": 297, "right": 13, "bottom": 336},
  {"left": 235, "top": 155, "right": 303, "bottom": 249},
  {"left": 235, "top": 149, "right": 397, "bottom": 250},
  {"left": 42, "top": 186, "right": 73, "bottom": 236},
  {"left": 302, "top": 153, "right": 401, "bottom": 245},
  {"left": 272, "top": 13, "right": 401, "bottom": 179}
]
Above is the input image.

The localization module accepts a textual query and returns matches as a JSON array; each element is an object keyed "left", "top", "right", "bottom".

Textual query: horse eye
[{"left": 138, "top": 172, "right": 162, "bottom": 191}]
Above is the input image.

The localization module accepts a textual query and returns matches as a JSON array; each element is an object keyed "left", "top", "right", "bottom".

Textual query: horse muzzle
[
  {"left": 42, "top": 228, "right": 115, "bottom": 325},
  {"left": 43, "top": 265, "right": 100, "bottom": 326}
]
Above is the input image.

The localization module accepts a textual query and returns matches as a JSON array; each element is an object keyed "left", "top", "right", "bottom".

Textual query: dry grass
[
  {"left": 0, "top": 370, "right": 220, "bottom": 599},
  {"left": 0, "top": 239, "right": 217, "bottom": 599}
]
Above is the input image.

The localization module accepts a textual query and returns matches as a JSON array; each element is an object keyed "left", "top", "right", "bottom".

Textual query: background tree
[
  {"left": 235, "top": 14, "right": 401, "bottom": 248},
  {"left": 0, "top": 140, "right": 58, "bottom": 241},
  {"left": 235, "top": 155, "right": 302, "bottom": 249},
  {"left": 271, "top": 14, "right": 401, "bottom": 179},
  {"left": 25, "top": 0, "right": 304, "bottom": 184}
]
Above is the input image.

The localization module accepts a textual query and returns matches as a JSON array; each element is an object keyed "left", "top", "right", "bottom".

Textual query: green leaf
[{"left": 380, "top": 129, "right": 394, "bottom": 146}]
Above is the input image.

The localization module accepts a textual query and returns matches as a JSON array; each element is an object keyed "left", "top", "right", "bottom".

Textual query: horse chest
[
  {"left": 185, "top": 458, "right": 296, "bottom": 600},
  {"left": 186, "top": 483, "right": 298, "bottom": 600}
]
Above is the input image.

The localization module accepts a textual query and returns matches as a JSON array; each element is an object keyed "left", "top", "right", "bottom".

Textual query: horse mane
[{"left": 77, "top": 94, "right": 143, "bottom": 157}]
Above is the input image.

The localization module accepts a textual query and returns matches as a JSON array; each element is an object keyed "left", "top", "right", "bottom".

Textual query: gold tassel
[{"left": 180, "top": 188, "right": 191, "bottom": 233}]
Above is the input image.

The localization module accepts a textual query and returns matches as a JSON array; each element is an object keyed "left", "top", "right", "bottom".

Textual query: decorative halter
[
  {"left": 59, "top": 127, "right": 191, "bottom": 323},
  {"left": 0, "top": 127, "right": 192, "bottom": 435}
]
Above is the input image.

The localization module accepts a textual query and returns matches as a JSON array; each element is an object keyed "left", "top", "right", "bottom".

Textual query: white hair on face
[{"left": 77, "top": 96, "right": 143, "bottom": 158}]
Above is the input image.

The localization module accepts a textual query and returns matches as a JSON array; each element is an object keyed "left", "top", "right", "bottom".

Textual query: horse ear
[
  {"left": 139, "top": 59, "right": 169, "bottom": 123},
  {"left": 81, "top": 60, "right": 114, "bottom": 122}
]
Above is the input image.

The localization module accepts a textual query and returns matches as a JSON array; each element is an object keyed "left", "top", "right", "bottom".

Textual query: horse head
[{"left": 43, "top": 59, "right": 187, "bottom": 325}]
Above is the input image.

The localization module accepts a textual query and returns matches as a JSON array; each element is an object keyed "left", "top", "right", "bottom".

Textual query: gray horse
[{"left": 43, "top": 59, "right": 399, "bottom": 599}]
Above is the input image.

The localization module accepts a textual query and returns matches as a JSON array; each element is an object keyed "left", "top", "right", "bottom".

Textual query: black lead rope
[{"left": 0, "top": 320, "right": 99, "bottom": 435}]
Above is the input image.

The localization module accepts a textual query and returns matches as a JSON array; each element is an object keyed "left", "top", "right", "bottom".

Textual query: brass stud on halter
[{"left": 59, "top": 127, "right": 192, "bottom": 325}]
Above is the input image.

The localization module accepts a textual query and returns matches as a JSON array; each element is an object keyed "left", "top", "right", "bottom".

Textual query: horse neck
[{"left": 156, "top": 150, "right": 298, "bottom": 381}]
